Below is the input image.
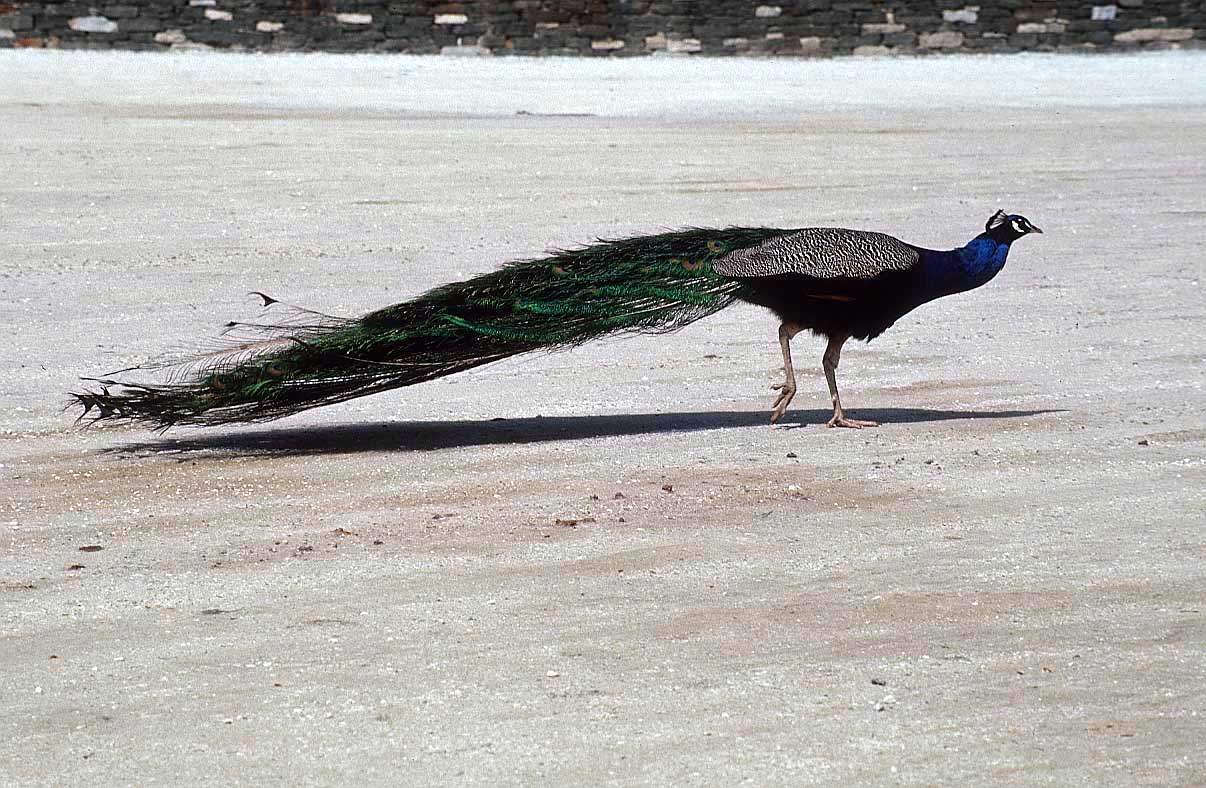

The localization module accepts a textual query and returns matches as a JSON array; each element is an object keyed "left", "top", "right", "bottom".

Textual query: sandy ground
[{"left": 1, "top": 50, "right": 1204, "bottom": 785}]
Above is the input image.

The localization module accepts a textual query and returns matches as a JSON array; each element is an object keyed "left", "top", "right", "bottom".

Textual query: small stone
[
  {"left": 78, "top": 545, "right": 103, "bottom": 552},
  {"left": 799, "top": 36, "right": 824, "bottom": 54},
  {"left": 434, "top": 14, "right": 468, "bottom": 25},
  {"left": 853, "top": 45, "right": 889, "bottom": 56},
  {"left": 1091, "top": 5, "right": 1117, "bottom": 21},
  {"left": 104, "top": 6, "right": 140, "bottom": 20},
  {"left": 661, "top": 484, "right": 673, "bottom": 493},
  {"left": 335, "top": 13, "right": 371, "bottom": 25},
  {"left": 1137, "top": 439, "right": 1149, "bottom": 446},
  {"left": 0, "top": 13, "right": 32, "bottom": 31},
  {"left": 255, "top": 21, "right": 283, "bottom": 33},
  {"left": 943, "top": 8, "right": 979, "bottom": 24},
  {"left": 1113, "top": 28, "right": 1193, "bottom": 43},
  {"left": 68, "top": 16, "right": 118, "bottom": 33},
  {"left": 591, "top": 39, "right": 625, "bottom": 51},
  {"left": 545, "top": 670, "right": 560, "bottom": 678},
  {"left": 155, "top": 29, "right": 188, "bottom": 44},
  {"left": 871, "top": 677, "right": 887, "bottom": 686},
  {"left": 666, "top": 38, "right": 701, "bottom": 53},
  {"left": 441, "top": 44, "right": 491, "bottom": 56},
  {"left": 204, "top": 9, "right": 233, "bottom": 21},
  {"left": 755, "top": 5, "right": 782, "bottom": 18},
  {"left": 919, "top": 31, "right": 964, "bottom": 48},
  {"left": 786, "top": 452, "right": 797, "bottom": 458}
]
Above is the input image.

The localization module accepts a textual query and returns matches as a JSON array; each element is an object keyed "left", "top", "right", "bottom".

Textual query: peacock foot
[
  {"left": 770, "top": 382, "right": 796, "bottom": 423},
  {"left": 826, "top": 413, "right": 879, "bottom": 429}
]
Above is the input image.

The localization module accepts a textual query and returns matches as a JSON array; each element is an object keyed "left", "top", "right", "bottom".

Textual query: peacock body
[{"left": 73, "top": 212, "right": 1041, "bottom": 430}]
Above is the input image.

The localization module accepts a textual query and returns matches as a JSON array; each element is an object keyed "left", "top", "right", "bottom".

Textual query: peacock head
[{"left": 984, "top": 210, "right": 1042, "bottom": 242}]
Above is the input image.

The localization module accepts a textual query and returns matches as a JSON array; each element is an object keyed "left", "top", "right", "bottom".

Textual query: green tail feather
[{"left": 71, "top": 227, "right": 784, "bottom": 429}]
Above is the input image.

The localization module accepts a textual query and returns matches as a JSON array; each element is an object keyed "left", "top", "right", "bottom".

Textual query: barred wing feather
[{"left": 713, "top": 228, "right": 919, "bottom": 280}]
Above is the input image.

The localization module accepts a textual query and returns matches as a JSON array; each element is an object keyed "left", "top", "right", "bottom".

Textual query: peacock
[{"left": 72, "top": 210, "right": 1041, "bottom": 431}]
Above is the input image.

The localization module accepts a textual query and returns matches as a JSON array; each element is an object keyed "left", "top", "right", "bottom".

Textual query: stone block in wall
[
  {"left": 68, "top": 16, "right": 118, "bottom": 33},
  {"left": 883, "top": 31, "right": 917, "bottom": 47},
  {"left": 0, "top": 13, "right": 33, "bottom": 30},
  {"left": 666, "top": 37, "right": 701, "bottom": 52},
  {"left": 121, "top": 17, "right": 161, "bottom": 33},
  {"left": 102, "top": 6, "right": 140, "bottom": 19},
  {"left": 154, "top": 29, "right": 187, "bottom": 44},
  {"left": 190, "top": 29, "right": 241, "bottom": 46},
  {"left": 798, "top": 35, "right": 832, "bottom": 55},
  {"left": 1013, "top": 7, "right": 1058, "bottom": 22},
  {"left": 943, "top": 8, "right": 979, "bottom": 24},
  {"left": 1019, "top": 21, "right": 1068, "bottom": 33},
  {"left": 919, "top": 30, "right": 963, "bottom": 47},
  {"left": 441, "top": 43, "right": 490, "bottom": 55},
  {"left": 1113, "top": 27, "right": 1194, "bottom": 42}
]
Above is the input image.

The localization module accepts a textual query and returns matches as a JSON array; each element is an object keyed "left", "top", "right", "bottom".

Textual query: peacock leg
[
  {"left": 770, "top": 322, "right": 802, "bottom": 423},
  {"left": 823, "top": 335, "right": 878, "bottom": 429}
]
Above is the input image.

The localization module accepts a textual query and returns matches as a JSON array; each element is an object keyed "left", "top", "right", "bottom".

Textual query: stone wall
[{"left": 2, "top": 2, "right": 1202, "bottom": 56}]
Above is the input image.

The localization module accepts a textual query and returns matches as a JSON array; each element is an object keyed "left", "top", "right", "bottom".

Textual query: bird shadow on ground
[{"left": 103, "top": 408, "right": 1060, "bottom": 458}]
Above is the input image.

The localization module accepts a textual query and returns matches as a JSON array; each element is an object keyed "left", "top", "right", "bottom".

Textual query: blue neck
[{"left": 919, "top": 236, "right": 1011, "bottom": 299}]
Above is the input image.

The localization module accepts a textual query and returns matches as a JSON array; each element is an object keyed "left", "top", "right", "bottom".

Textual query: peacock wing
[{"left": 713, "top": 227, "right": 919, "bottom": 280}]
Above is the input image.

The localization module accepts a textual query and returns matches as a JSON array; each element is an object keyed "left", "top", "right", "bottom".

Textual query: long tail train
[{"left": 72, "top": 228, "right": 781, "bottom": 430}]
